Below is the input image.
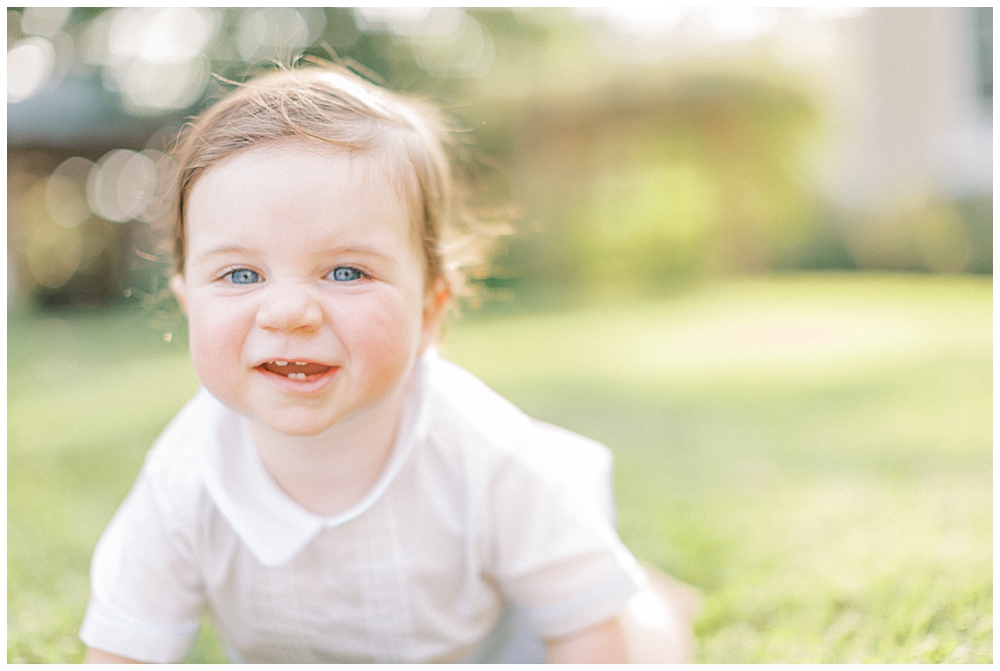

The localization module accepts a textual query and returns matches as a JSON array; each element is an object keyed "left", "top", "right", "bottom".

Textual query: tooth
[
  {"left": 288, "top": 372, "right": 306, "bottom": 380},
  {"left": 295, "top": 361, "right": 307, "bottom": 366},
  {"left": 274, "top": 361, "right": 288, "bottom": 366}
]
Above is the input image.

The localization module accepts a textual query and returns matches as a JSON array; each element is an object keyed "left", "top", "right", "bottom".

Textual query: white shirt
[{"left": 79, "top": 352, "right": 647, "bottom": 663}]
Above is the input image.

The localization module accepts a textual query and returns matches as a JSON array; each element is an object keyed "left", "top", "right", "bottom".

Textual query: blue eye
[
  {"left": 328, "top": 267, "right": 364, "bottom": 282},
  {"left": 226, "top": 268, "right": 260, "bottom": 284}
]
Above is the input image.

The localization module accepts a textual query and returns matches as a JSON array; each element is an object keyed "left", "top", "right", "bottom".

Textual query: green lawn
[{"left": 7, "top": 273, "right": 992, "bottom": 663}]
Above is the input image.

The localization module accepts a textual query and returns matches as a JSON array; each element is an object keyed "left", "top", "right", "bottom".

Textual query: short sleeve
[
  {"left": 79, "top": 473, "right": 205, "bottom": 662},
  {"left": 486, "top": 429, "right": 648, "bottom": 640}
]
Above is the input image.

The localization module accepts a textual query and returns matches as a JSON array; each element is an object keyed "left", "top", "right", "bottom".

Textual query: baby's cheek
[
  {"left": 346, "top": 300, "right": 422, "bottom": 393},
  {"left": 186, "top": 309, "right": 244, "bottom": 390}
]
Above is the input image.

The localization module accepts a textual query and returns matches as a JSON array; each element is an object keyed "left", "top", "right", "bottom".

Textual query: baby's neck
[{"left": 247, "top": 386, "right": 409, "bottom": 517}]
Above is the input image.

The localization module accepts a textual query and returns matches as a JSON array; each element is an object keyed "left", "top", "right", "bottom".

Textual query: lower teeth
[{"left": 288, "top": 372, "right": 307, "bottom": 380}]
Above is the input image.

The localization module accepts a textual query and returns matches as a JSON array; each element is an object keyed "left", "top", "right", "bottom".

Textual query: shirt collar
[{"left": 198, "top": 351, "right": 433, "bottom": 567}]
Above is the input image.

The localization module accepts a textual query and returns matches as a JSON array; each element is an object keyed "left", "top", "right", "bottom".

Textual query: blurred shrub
[
  {"left": 493, "top": 75, "right": 821, "bottom": 299},
  {"left": 788, "top": 195, "right": 993, "bottom": 276}
]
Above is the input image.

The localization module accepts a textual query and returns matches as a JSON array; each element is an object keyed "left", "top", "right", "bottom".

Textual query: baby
[{"left": 80, "top": 66, "right": 696, "bottom": 663}]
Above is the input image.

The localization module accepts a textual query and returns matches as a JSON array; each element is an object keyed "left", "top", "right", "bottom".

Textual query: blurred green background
[{"left": 7, "top": 7, "right": 993, "bottom": 663}]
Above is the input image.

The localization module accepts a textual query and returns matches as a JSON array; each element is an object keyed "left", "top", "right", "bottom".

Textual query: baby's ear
[
  {"left": 421, "top": 277, "right": 451, "bottom": 345},
  {"left": 169, "top": 274, "right": 188, "bottom": 314}
]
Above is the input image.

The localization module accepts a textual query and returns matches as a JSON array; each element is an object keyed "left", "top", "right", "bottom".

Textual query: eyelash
[
  {"left": 327, "top": 266, "right": 368, "bottom": 282},
  {"left": 219, "top": 266, "right": 369, "bottom": 284}
]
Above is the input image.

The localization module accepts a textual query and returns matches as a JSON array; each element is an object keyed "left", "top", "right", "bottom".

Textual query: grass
[{"left": 7, "top": 272, "right": 992, "bottom": 663}]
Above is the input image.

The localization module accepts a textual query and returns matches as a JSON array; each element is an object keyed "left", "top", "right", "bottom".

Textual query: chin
[
  {"left": 238, "top": 394, "right": 353, "bottom": 437},
  {"left": 266, "top": 417, "right": 338, "bottom": 437}
]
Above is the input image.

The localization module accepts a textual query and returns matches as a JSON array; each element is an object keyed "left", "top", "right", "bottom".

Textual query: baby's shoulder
[
  {"left": 424, "top": 358, "right": 531, "bottom": 453},
  {"left": 138, "top": 388, "right": 225, "bottom": 518},
  {"left": 426, "top": 357, "right": 606, "bottom": 451},
  {"left": 423, "top": 358, "right": 615, "bottom": 517}
]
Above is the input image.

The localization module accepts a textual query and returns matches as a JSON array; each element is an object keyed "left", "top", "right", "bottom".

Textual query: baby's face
[{"left": 172, "top": 140, "right": 446, "bottom": 436}]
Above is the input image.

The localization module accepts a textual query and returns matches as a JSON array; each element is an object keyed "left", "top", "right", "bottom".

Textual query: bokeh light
[
  {"left": 352, "top": 8, "right": 495, "bottom": 78},
  {"left": 352, "top": 7, "right": 432, "bottom": 36},
  {"left": 21, "top": 178, "right": 83, "bottom": 289},
  {"left": 236, "top": 7, "right": 326, "bottom": 63},
  {"left": 410, "top": 9, "right": 494, "bottom": 78},
  {"left": 95, "top": 8, "right": 220, "bottom": 114},
  {"left": 20, "top": 6, "right": 71, "bottom": 38},
  {"left": 45, "top": 157, "right": 94, "bottom": 229},
  {"left": 86, "top": 149, "right": 158, "bottom": 223},
  {"left": 7, "top": 36, "right": 56, "bottom": 102}
]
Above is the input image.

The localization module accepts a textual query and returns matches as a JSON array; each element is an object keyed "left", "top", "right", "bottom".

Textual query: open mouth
[{"left": 257, "top": 360, "right": 334, "bottom": 380}]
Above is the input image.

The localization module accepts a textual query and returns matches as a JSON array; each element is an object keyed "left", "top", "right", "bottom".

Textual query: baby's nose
[{"left": 255, "top": 282, "right": 323, "bottom": 333}]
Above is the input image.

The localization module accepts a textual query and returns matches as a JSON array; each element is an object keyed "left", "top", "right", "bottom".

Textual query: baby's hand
[
  {"left": 544, "top": 617, "right": 627, "bottom": 664},
  {"left": 84, "top": 648, "right": 141, "bottom": 664}
]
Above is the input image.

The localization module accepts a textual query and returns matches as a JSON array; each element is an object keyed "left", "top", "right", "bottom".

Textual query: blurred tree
[{"left": 11, "top": 8, "right": 983, "bottom": 313}]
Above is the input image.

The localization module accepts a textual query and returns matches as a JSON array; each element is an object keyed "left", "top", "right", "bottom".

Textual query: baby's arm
[
  {"left": 544, "top": 616, "right": 628, "bottom": 663},
  {"left": 80, "top": 468, "right": 206, "bottom": 663},
  {"left": 84, "top": 648, "right": 141, "bottom": 663}
]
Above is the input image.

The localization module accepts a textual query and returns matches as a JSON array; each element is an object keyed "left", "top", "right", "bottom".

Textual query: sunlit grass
[{"left": 7, "top": 273, "right": 992, "bottom": 662}]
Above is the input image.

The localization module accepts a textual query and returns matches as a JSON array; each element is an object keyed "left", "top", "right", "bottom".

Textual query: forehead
[
  {"left": 184, "top": 140, "right": 421, "bottom": 258},
  {"left": 189, "top": 140, "right": 412, "bottom": 228},
  {"left": 195, "top": 138, "right": 411, "bottom": 201}
]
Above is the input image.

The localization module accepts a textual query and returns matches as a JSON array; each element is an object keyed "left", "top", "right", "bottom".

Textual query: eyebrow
[
  {"left": 192, "top": 245, "right": 251, "bottom": 263},
  {"left": 192, "top": 245, "right": 397, "bottom": 265}
]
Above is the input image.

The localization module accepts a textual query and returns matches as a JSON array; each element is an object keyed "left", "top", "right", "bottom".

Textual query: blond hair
[{"left": 172, "top": 65, "right": 497, "bottom": 297}]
